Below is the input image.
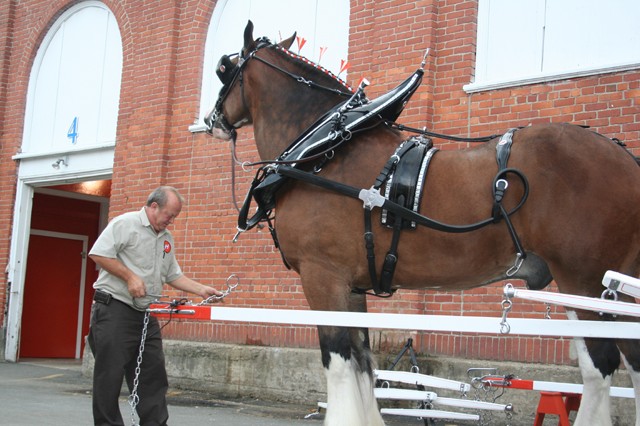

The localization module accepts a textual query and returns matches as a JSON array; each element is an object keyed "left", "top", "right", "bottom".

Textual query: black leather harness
[
  {"left": 492, "top": 129, "right": 527, "bottom": 266},
  {"left": 227, "top": 58, "right": 529, "bottom": 296},
  {"left": 243, "top": 68, "right": 425, "bottom": 230},
  {"left": 362, "top": 135, "right": 437, "bottom": 295}
]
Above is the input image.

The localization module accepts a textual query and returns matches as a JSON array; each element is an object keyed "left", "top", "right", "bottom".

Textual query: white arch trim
[
  {"left": 5, "top": 0, "right": 121, "bottom": 361},
  {"left": 190, "top": 0, "right": 350, "bottom": 132}
]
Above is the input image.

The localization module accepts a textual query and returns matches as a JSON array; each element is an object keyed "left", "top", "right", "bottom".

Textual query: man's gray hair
[{"left": 146, "top": 186, "right": 184, "bottom": 207}]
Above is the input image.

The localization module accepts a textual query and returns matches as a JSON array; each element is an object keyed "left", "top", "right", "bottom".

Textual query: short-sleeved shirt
[{"left": 90, "top": 207, "right": 183, "bottom": 310}]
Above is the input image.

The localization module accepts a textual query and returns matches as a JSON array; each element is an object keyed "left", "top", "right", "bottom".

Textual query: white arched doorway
[{"left": 5, "top": 1, "right": 121, "bottom": 361}]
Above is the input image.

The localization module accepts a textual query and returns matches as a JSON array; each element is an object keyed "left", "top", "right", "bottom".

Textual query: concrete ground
[
  {"left": 0, "top": 359, "right": 436, "bottom": 426},
  {"left": 0, "top": 351, "right": 634, "bottom": 426},
  {"left": 1, "top": 359, "right": 313, "bottom": 425}
]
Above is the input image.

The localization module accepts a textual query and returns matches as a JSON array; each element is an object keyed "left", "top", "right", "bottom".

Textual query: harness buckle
[{"left": 359, "top": 186, "right": 385, "bottom": 210}]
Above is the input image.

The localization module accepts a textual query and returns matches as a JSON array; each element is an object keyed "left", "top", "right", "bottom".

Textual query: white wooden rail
[{"left": 148, "top": 305, "right": 640, "bottom": 340}]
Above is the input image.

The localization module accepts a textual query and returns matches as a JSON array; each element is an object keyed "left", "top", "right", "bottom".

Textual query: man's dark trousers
[{"left": 88, "top": 297, "right": 169, "bottom": 426}]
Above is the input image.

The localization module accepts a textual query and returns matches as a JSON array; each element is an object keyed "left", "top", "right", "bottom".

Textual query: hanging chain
[
  {"left": 470, "top": 371, "right": 514, "bottom": 426},
  {"left": 472, "top": 376, "right": 500, "bottom": 426},
  {"left": 126, "top": 275, "right": 239, "bottom": 426},
  {"left": 129, "top": 275, "right": 239, "bottom": 425},
  {"left": 129, "top": 311, "right": 150, "bottom": 426}
]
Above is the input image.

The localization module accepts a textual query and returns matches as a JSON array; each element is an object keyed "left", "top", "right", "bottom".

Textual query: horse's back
[
  {"left": 512, "top": 123, "right": 640, "bottom": 208},
  {"left": 511, "top": 123, "right": 640, "bottom": 283}
]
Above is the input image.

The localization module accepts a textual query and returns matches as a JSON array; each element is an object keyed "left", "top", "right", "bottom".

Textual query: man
[{"left": 87, "top": 186, "right": 222, "bottom": 425}]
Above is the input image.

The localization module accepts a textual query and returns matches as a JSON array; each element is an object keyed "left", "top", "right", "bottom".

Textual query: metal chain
[
  {"left": 130, "top": 275, "right": 238, "bottom": 425},
  {"left": 478, "top": 379, "right": 498, "bottom": 426},
  {"left": 198, "top": 274, "right": 239, "bottom": 305},
  {"left": 129, "top": 311, "right": 150, "bottom": 426}
]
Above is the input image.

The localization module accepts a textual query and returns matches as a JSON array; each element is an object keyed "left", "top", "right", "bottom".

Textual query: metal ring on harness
[{"left": 601, "top": 288, "right": 618, "bottom": 301}]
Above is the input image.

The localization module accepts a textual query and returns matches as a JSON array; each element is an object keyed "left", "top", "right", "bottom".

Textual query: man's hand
[
  {"left": 201, "top": 285, "right": 224, "bottom": 300},
  {"left": 168, "top": 275, "right": 224, "bottom": 300},
  {"left": 90, "top": 254, "right": 145, "bottom": 297},
  {"left": 127, "top": 275, "right": 147, "bottom": 298}
]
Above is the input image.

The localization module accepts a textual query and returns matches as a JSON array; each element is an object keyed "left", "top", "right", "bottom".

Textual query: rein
[{"left": 388, "top": 122, "right": 503, "bottom": 143}]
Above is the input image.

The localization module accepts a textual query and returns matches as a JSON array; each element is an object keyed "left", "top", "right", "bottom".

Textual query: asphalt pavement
[
  {"left": 0, "top": 359, "right": 321, "bottom": 425},
  {"left": 0, "top": 359, "right": 431, "bottom": 426}
]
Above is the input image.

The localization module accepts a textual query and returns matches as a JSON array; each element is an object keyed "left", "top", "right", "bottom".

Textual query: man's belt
[{"left": 93, "top": 289, "right": 112, "bottom": 305}]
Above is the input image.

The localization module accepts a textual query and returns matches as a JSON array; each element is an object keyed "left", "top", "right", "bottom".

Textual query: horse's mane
[{"left": 270, "top": 43, "right": 354, "bottom": 95}]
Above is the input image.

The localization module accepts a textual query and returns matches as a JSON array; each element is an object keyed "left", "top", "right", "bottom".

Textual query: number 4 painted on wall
[{"left": 67, "top": 117, "right": 79, "bottom": 144}]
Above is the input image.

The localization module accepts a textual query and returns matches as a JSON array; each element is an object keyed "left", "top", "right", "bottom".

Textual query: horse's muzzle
[
  {"left": 204, "top": 109, "right": 233, "bottom": 140},
  {"left": 209, "top": 127, "right": 233, "bottom": 141}
]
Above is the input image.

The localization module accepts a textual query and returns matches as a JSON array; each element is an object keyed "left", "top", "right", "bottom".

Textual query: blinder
[
  {"left": 216, "top": 53, "right": 241, "bottom": 86},
  {"left": 209, "top": 40, "right": 270, "bottom": 134}
]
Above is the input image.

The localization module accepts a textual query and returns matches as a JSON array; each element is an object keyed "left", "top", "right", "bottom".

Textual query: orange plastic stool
[{"left": 533, "top": 391, "right": 581, "bottom": 426}]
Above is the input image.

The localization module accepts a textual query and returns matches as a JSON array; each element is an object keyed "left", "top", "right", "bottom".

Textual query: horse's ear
[
  {"left": 279, "top": 32, "right": 296, "bottom": 50},
  {"left": 243, "top": 20, "right": 256, "bottom": 52}
]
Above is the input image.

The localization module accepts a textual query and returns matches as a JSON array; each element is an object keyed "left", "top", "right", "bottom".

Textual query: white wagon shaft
[
  {"left": 603, "top": 270, "right": 640, "bottom": 299},
  {"left": 502, "top": 283, "right": 640, "bottom": 318},
  {"left": 314, "top": 401, "right": 481, "bottom": 422}
]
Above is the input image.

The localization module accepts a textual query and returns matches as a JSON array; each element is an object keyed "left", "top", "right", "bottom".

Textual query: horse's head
[{"left": 204, "top": 20, "right": 295, "bottom": 140}]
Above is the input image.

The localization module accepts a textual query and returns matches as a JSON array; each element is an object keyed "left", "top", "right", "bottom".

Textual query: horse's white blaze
[
  {"left": 324, "top": 353, "right": 384, "bottom": 426},
  {"left": 567, "top": 310, "right": 613, "bottom": 426},
  {"left": 622, "top": 354, "right": 640, "bottom": 426}
]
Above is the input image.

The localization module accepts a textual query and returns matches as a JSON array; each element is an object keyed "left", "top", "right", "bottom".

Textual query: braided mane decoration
[{"left": 274, "top": 44, "right": 355, "bottom": 93}]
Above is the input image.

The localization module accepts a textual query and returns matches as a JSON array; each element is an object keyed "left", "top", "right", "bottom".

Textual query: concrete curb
[{"left": 82, "top": 340, "right": 636, "bottom": 425}]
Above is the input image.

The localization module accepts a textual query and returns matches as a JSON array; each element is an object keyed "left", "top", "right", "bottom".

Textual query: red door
[{"left": 19, "top": 233, "right": 85, "bottom": 358}]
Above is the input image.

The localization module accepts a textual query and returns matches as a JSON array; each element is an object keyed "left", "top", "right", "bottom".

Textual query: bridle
[
  {"left": 206, "top": 40, "right": 264, "bottom": 138},
  {"left": 207, "top": 37, "right": 357, "bottom": 214},
  {"left": 207, "top": 37, "right": 354, "bottom": 140}
]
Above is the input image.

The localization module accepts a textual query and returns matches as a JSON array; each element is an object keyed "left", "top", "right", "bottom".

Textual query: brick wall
[{"left": 0, "top": 0, "right": 638, "bottom": 366}]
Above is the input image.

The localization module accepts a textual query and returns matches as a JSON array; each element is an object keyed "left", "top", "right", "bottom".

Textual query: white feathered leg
[
  {"left": 324, "top": 353, "right": 384, "bottom": 426},
  {"left": 567, "top": 311, "right": 613, "bottom": 426}
]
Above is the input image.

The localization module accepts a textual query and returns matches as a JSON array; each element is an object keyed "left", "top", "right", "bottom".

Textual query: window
[
  {"left": 191, "top": 0, "right": 350, "bottom": 132},
  {"left": 465, "top": 0, "right": 640, "bottom": 92},
  {"left": 21, "top": 1, "right": 122, "bottom": 154}
]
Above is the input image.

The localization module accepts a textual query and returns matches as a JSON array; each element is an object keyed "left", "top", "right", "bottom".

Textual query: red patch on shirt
[{"left": 164, "top": 240, "right": 172, "bottom": 254}]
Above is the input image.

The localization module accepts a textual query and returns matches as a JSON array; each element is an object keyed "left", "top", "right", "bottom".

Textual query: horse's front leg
[{"left": 313, "top": 288, "right": 384, "bottom": 426}]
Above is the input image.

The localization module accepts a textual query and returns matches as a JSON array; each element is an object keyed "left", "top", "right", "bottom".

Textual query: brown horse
[{"left": 206, "top": 21, "right": 640, "bottom": 426}]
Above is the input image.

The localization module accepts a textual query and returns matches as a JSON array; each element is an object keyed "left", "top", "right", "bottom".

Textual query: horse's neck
[{"left": 251, "top": 66, "right": 346, "bottom": 161}]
